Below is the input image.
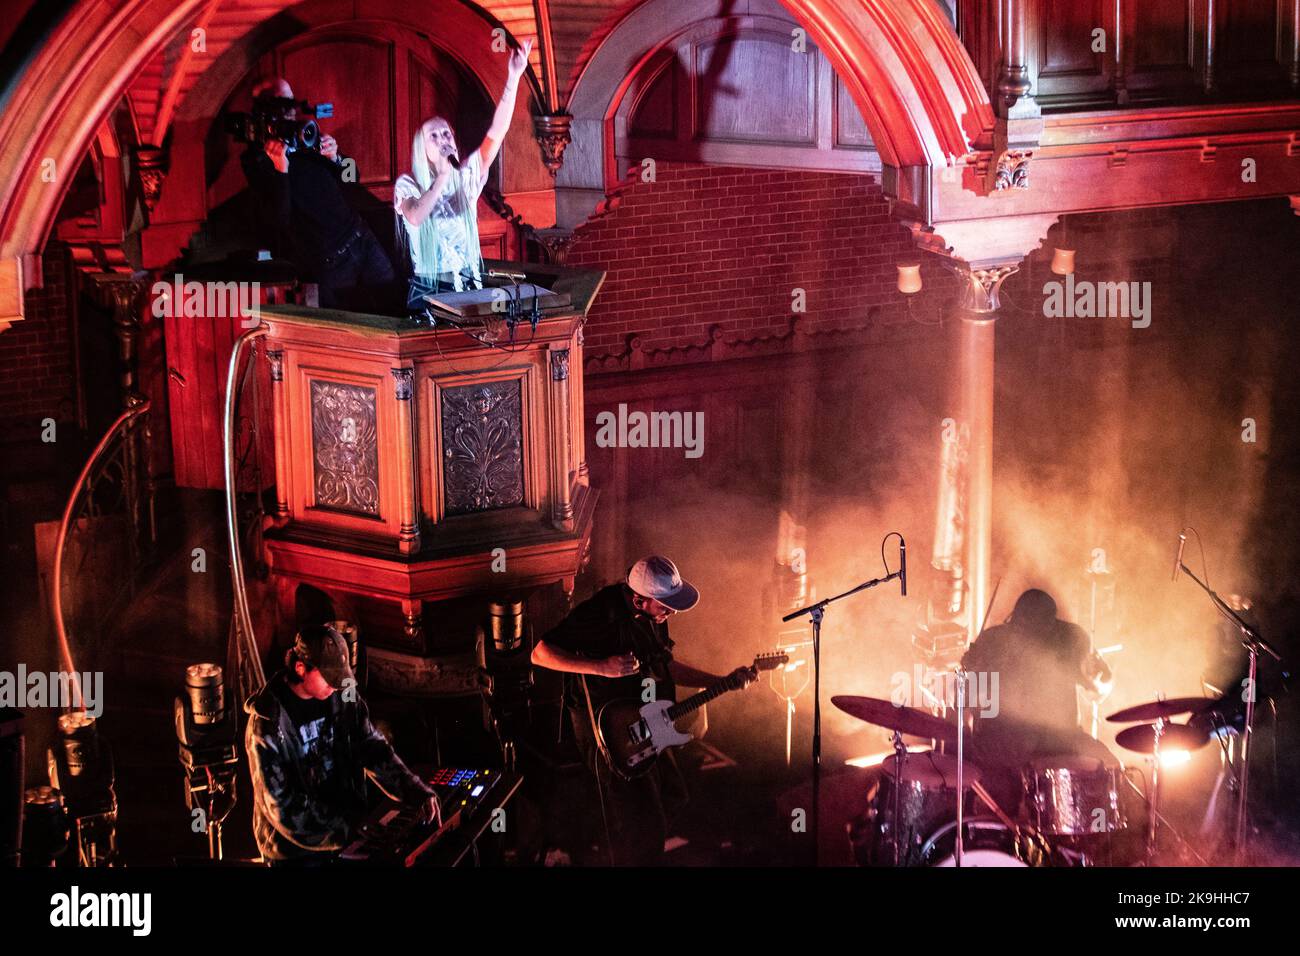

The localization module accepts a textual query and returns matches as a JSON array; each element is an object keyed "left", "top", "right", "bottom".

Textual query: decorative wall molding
[{"left": 583, "top": 314, "right": 931, "bottom": 375}]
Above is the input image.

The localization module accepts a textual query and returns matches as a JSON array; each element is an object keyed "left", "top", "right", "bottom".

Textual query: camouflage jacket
[{"left": 244, "top": 672, "right": 434, "bottom": 862}]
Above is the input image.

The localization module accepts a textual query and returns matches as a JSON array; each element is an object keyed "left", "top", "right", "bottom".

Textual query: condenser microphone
[
  {"left": 1172, "top": 530, "right": 1186, "bottom": 582},
  {"left": 899, "top": 537, "right": 908, "bottom": 597}
]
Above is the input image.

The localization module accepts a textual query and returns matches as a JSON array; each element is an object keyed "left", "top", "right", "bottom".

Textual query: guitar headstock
[{"left": 752, "top": 651, "right": 789, "bottom": 672}]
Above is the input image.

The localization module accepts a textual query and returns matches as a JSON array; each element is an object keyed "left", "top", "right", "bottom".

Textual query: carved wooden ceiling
[{"left": 121, "top": 0, "right": 651, "bottom": 147}]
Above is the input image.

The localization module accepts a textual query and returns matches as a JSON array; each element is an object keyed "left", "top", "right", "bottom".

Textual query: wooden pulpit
[{"left": 257, "top": 262, "right": 603, "bottom": 693}]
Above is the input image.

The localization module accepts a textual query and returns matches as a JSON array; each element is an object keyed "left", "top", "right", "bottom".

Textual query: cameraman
[{"left": 239, "top": 78, "right": 395, "bottom": 309}]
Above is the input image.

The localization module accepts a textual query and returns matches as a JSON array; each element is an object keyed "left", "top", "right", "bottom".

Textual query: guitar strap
[
  {"left": 579, "top": 675, "right": 617, "bottom": 866},
  {"left": 579, "top": 675, "right": 613, "bottom": 766}
]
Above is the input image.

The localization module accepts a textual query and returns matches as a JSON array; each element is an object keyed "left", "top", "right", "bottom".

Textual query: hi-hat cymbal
[
  {"left": 1106, "top": 697, "right": 1216, "bottom": 723},
  {"left": 831, "top": 695, "right": 958, "bottom": 744},
  {"left": 1115, "top": 722, "right": 1210, "bottom": 754}
]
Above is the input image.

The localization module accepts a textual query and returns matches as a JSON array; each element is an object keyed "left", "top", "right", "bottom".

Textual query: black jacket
[
  {"left": 240, "top": 147, "right": 363, "bottom": 269},
  {"left": 243, "top": 672, "right": 433, "bottom": 862}
]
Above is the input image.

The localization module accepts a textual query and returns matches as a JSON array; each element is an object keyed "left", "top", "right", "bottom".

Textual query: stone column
[{"left": 950, "top": 262, "right": 1019, "bottom": 639}]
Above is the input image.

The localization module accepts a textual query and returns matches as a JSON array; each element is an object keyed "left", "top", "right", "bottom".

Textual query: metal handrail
[
  {"left": 50, "top": 397, "right": 152, "bottom": 713},
  {"left": 225, "top": 327, "right": 269, "bottom": 698}
]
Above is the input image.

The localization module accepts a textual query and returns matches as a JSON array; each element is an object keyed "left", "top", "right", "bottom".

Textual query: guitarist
[{"left": 532, "top": 555, "right": 757, "bottom": 865}]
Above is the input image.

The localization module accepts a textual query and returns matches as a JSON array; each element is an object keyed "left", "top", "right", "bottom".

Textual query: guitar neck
[{"left": 667, "top": 673, "right": 746, "bottom": 721}]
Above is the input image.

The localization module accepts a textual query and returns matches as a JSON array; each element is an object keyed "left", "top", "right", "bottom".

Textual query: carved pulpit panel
[
  {"left": 310, "top": 380, "right": 380, "bottom": 516},
  {"left": 440, "top": 381, "right": 525, "bottom": 516}
]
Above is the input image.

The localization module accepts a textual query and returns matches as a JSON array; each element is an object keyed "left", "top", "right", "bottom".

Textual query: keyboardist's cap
[
  {"left": 293, "top": 625, "right": 355, "bottom": 690},
  {"left": 627, "top": 555, "right": 699, "bottom": 612}
]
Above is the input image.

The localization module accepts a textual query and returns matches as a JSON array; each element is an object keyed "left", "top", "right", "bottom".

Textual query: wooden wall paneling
[
  {"left": 1213, "top": 0, "right": 1289, "bottom": 90},
  {"left": 957, "top": 0, "right": 1002, "bottom": 96},
  {"left": 1124, "top": 0, "right": 1201, "bottom": 100},
  {"left": 692, "top": 31, "right": 817, "bottom": 147},
  {"left": 628, "top": 53, "right": 678, "bottom": 141},
  {"left": 1031, "top": 0, "right": 1119, "bottom": 107},
  {"left": 834, "top": 72, "right": 874, "bottom": 150},
  {"left": 620, "top": 15, "right": 877, "bottom": 176},
  {"left": 194, "top": 310, "right": 221, "bottom": 490},
  {"left": 164, "top": 309, "right": 195, "bottom": 487},
  {"left": 277, "top": 34, "right": 396, "bottom": 186}
]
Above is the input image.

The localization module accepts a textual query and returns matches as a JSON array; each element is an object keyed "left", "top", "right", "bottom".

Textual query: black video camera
[{"left": 224, "top": 95, "right": 334, "bottom": 154}]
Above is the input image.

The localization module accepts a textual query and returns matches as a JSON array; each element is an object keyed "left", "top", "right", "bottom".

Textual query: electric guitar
[{"left": 595, "top": 652, "right": 788, "bottom": 780}]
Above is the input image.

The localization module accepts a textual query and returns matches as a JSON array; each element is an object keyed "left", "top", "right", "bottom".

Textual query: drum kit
[{"left": 839, "top": 691, "right": 1230, "bottom": 867}]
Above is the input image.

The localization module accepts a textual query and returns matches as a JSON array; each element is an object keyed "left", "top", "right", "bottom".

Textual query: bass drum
[{"left": 919, "top": 817, "right": 1046, "bottom": 867}]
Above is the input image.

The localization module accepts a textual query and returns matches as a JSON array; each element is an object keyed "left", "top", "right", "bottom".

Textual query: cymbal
[
  {"left": 1115, "top": 722, "right": 1210, "bottom": 754},
  {"left": 1106, "top": 697, "right": 1216, "bottom": 723},
  {"left": 880, "top": 750, "right": 982, "bottom": 788},
  {"left": 831, "top": 695, "right": 957, "bottom": 744}
]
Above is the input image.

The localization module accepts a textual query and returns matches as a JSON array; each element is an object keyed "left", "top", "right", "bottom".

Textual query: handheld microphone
[
  {"left": 1171, "top": 530, "right": 1186, "bottom": 582},
  {"left": 900, "top": 537, "right": 908, "bottom": 597},
  {"left": 447, "top": 152, "right": 461, "bottom": 170}
]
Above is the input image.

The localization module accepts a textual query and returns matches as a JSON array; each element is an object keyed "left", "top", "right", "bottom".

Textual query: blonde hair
[{"left": 400, "top": 118, "right": 482, "bottom": 291}]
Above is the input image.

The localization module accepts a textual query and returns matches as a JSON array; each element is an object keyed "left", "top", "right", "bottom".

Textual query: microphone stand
[
  {"left": 783, "top": 568, "right": 903, "bottom": 867},
  {"left": 1174, "top": 559, "right": 1281, "bottom": 864},
  {"left": 954, "top": 665, "right": 966, "bottom": 867}
]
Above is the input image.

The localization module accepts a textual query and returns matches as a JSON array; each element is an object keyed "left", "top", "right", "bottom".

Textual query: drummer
[{"left": 961, "top": 589, "right": 1118, "bottom": 810}]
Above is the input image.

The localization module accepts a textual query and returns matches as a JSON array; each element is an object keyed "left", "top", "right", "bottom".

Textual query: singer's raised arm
[{"left": 474, "top": 38, "right": 532, "bottom": 185}]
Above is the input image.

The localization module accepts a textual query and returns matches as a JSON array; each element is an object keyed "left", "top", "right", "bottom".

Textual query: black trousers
[
  {"left": 568, "top": 704, "right": 688, "bottom": 866},
  {"left": 315, "top": 226, "right": 396, "bottom": 310}
]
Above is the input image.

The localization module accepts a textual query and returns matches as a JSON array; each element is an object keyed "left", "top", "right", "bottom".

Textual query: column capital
[
  {"left": 908, "top": 213, "right": 1057, "bottom": 270},
  {"left": 947, "top": 262, "right": 1019, "bottom": 315}
]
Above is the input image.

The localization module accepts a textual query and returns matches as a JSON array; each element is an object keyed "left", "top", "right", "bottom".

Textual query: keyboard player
[{"left": 244, "top": 625, "right": 439, "bottom": 866}]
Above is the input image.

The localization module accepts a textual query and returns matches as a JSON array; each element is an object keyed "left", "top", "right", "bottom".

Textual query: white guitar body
[
  {"left": 624, "top": 699, "right": 693, "bottom": 770},
  {"left": 596, "top": 653, "right": 788, "bottom": 780}
]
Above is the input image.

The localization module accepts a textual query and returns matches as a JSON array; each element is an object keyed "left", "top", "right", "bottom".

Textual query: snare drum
[
  {"left": 1023, "top": 755, "right": 1126, "bottom": 836},
  {"left": 869, "top": 751, "right": 980, "bottom": 866}
]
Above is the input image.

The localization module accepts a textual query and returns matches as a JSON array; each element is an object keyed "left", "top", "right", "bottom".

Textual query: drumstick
[{"left": 970, "top": 778, "right": 1019, "bottom": 831}]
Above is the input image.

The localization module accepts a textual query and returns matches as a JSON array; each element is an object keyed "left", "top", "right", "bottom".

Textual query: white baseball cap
[{"left": 627, "top": 555, "right": 700, "bottom": 612}]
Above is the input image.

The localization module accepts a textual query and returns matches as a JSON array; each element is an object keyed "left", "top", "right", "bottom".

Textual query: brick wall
[
  {"left": 0, "top": 247, "right": 76, "bottom": 439},
  {"left": 565, "top": 163, "right": 936, "bottom": 360}
]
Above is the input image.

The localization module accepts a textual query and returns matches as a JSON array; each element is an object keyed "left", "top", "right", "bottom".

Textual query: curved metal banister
[
  {"left": 50, "top": 397, "right": 153, "bottom": 714},
  {"left": 224, "top": 327, "right": 269, "bottom": 699}
]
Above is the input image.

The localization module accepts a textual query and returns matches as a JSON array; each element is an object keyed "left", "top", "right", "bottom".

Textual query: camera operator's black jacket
[
  {"left": 240, "top": 147, "right": 364, "bottom": 272},
  {"left": 243, "top": 671, "right": 434, "bottom": 862}
]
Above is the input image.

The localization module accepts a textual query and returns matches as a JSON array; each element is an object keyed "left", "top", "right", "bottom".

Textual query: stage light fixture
[{"left": 1159, "top": 749, "right": 1192, "bottom": 768}]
